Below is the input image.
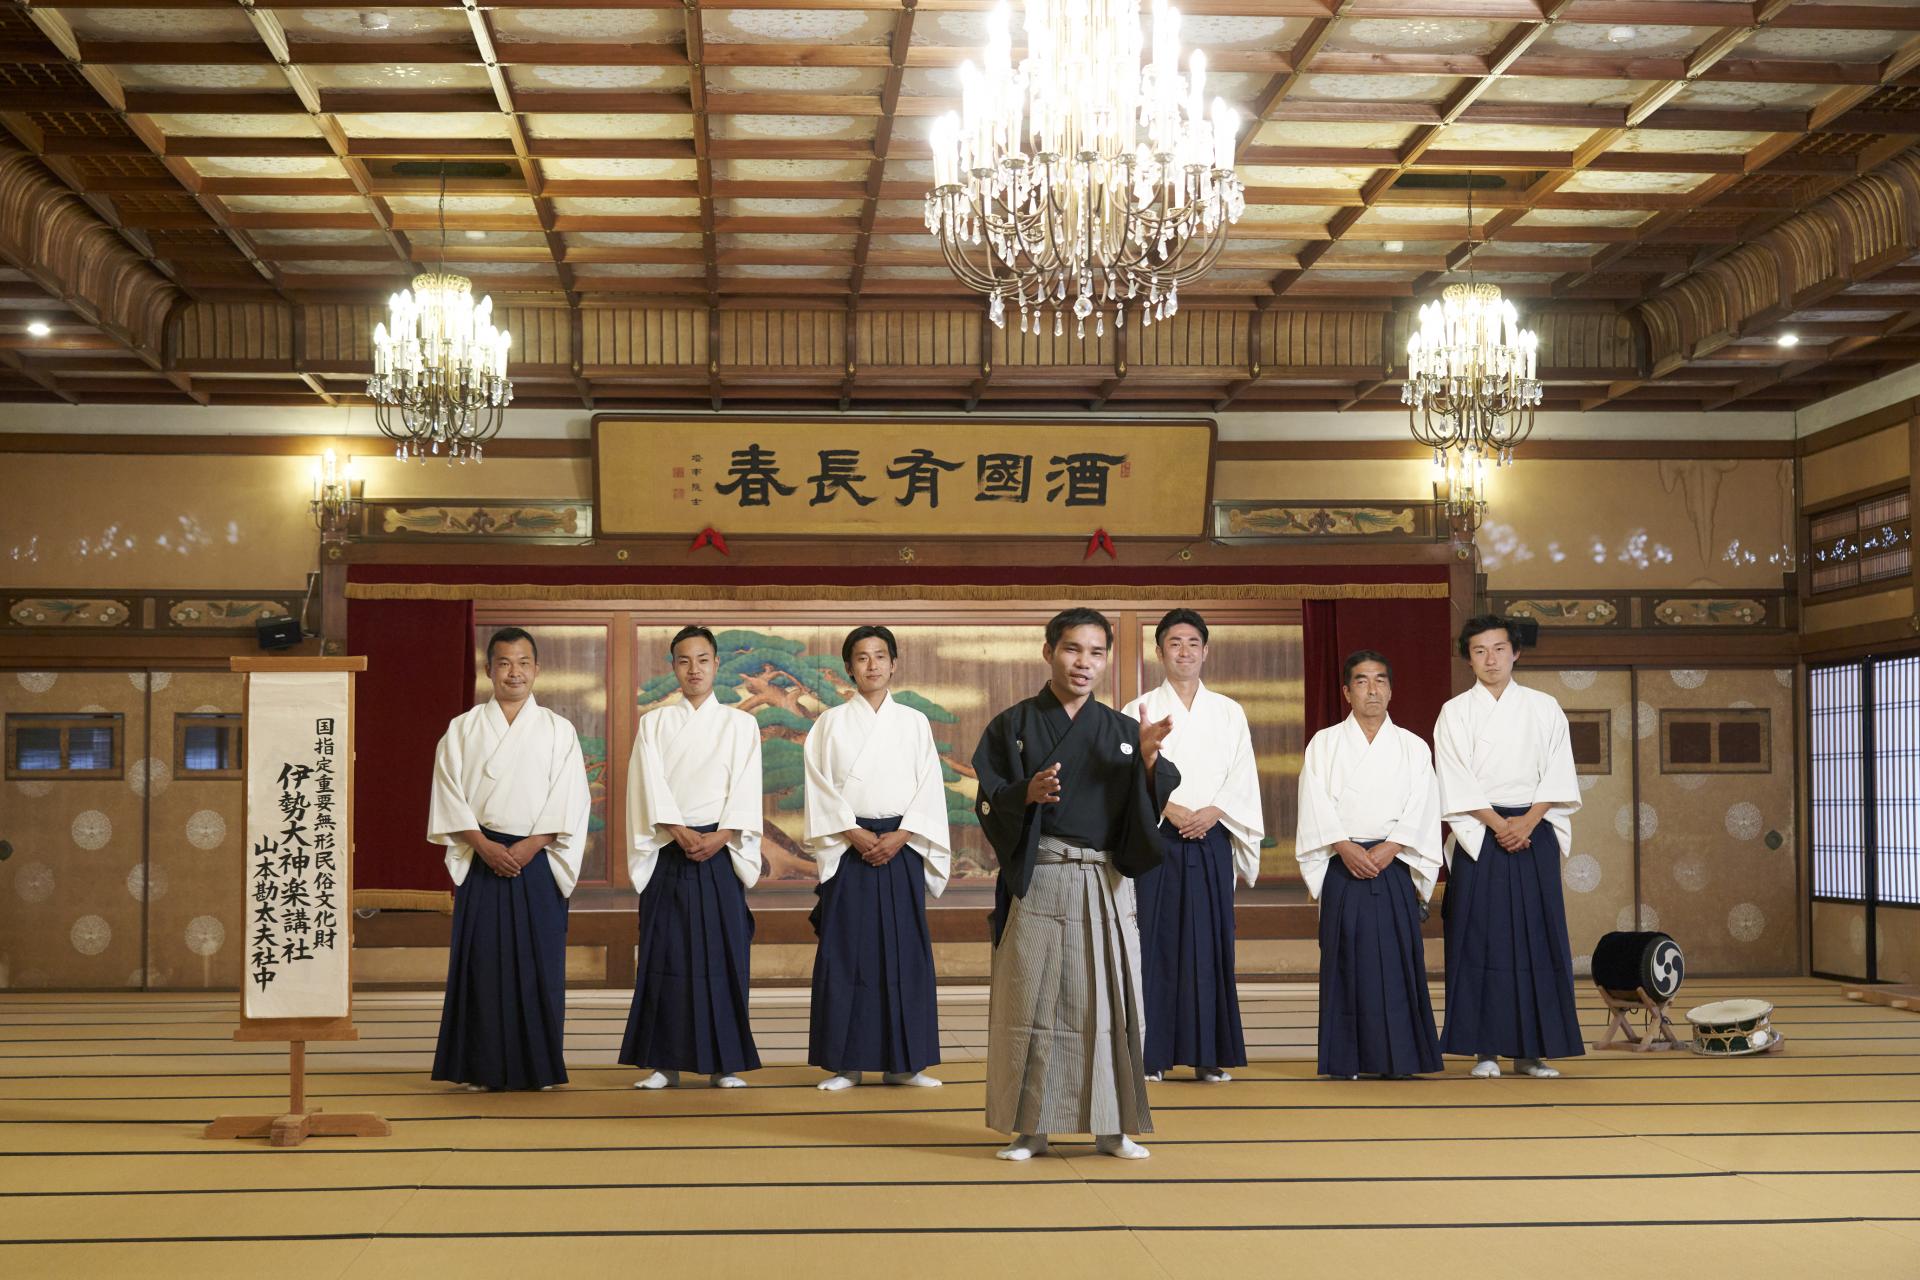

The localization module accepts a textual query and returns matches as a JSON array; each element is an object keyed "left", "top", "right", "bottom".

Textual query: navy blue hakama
[
  {"left": 431, "top": 826, "right": 570, "bottom": 1091},
  {"left": 807, "top": 815, "right": 941, "bottom": 1075},
  {"left": 1316, "top": 844, "right": 1442, "bottom": 1078},
  {"left": 1135, "top": 822, "right": 1247, "bottom": 1075},
  {"left": 1439, "top": 805, "right": 1585, "bottom": 1061},
  {"left": 619, "top": 822, "right": 762, "bottom": 1076}
]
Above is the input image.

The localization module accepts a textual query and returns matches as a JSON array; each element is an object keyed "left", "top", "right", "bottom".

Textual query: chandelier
[
  {"left": 368, "top": 165, "right": 513, "bottom": 462},
  {"left": 1403, "top": 178, "right": 1541, "bottom": 521},
  {"left": 924, "top": 0, "right": 1244, "bottom": 339}
]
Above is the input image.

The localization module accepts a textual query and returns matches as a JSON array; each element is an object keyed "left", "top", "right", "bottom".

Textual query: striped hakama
[
  {"left": 431, "top": 826, "right": 570, "bottom": 1091},
  {"left": 986, "top": 837, "right": 1152, "bottom": 1138},
  {"left": 1317, "top": 841, "right": 1442, "bottom": 1077},
  {"left": 808, "top": 814, "right": 941, "bottom": 1076},
  {"left": 1439, "top": 805, "right": 1585, "bottom": 1061},
  {"left": 619, "top": 822, "right": 762, "bottom": 1077}
]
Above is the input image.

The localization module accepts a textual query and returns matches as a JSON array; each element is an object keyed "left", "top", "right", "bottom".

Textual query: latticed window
[
  {"left": 1808, "top": 489, "right": 1910, "bottom": 596},
  {"left": 4, "top": 714, "right": 123, "bottom": 780}
]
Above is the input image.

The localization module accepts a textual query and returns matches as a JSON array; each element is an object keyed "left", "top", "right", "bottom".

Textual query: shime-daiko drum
[{"left": 1685, "top": 998, "right": 1783, "bottom": 1056}]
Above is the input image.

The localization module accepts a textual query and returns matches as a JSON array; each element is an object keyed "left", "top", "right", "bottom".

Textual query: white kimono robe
[
  {"left": 1434, "top": 680, "right": 1581, "bottom": 865},
  {"left": 625, "top": 695, "right": 764, "bottom": 893},
  {"left": 1122, "top": 680, "right": 1265, "bottom": 887},
  {"left": 1294, "top": 714, "right": 1444, "bottom": 902},
  {"left": 801, "top": 693, "right": 953, "bottom": 896},
  {"left": 427, "top": 695, "right": 594, "bottom": 897}
]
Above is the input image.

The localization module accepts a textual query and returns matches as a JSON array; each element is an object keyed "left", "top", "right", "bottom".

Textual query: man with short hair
[
  {"left": 1434, "top": 615, "right": 1584, "bottom": 1079},
  {"left": 1123, "top": 608, "right": 1263, "bottom": 1084},
  {"left": 620, "top": 625, "right": 765, "bottom": 1090},
  {"left": 1296, "top": 649, "right": 1444, "bottom": 1080},
  {"left": 803, "top": 624, "right": 951, "bottom": 1092},
  {"left": 428, "top": 626, "right": 592, "bottom": 1092},
  {"left": 971, "top": 607, "right": 1177, "bottom": 1161}
]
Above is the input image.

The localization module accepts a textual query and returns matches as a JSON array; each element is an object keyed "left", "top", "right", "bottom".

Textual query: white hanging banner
[{"left": 242, "top": 671, "right": 350, "bottom": 1020}]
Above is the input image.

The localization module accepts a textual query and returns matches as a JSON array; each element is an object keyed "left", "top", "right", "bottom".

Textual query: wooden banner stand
[
  {"left": 205, "top": 657, "right": 390, "bottom": 1148},
  {"left": 1591, "top": 986, "right": 1683, "bottom": 1053}
]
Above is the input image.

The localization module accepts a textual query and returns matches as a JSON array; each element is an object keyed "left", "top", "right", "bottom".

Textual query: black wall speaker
[
  {"left": 256, "top": 615, "right": 302, "bottom": 651},
  {"left": 1509, "top": 616, "right": 1540, "bottom": 649}
]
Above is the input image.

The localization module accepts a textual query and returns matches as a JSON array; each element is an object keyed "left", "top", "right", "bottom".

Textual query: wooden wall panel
[
  {"left": 577, "top": 307, "right": 706, "bottom": 369},
  {"left": 854, "top": 310, "right": 976, "bottom": 368},
  {"left": 170, "top": 302, "right": 293, "bottom": 365},
  {"left": 719, "top": 308, "right": 842, "bottom": 371}
]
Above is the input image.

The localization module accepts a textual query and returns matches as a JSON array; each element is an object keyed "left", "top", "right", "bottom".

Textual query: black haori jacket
[{"left": 971, "top": 683, "right": 1179, "bottom": 940}]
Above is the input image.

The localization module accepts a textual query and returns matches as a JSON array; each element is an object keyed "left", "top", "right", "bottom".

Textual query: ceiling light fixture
[
  {"left": 361, "top": 11, "right": 392, "bottom": 31},
  {"left": 26, "top": 321, "right": 50, "bottom": 337},
  {"left": 925, "top": 0, "right": 1244, "bottom": 338},
  {"left": 1404, "top": 175, "right": 1541, "bottom": 530},
  {"left": 1607, "top": 25, "right": 1635, "bottom": 43},
  {"left": 1777, "top": 333, "right": 1800, "bottom": 348},
  {"left": 1383, "top": 240, "right": 1404, "bottom": 253},
  {"left": 464, "top": 229, "right": 487, "bottom": 241},
  {"left": 368, "top": 163, "right": 513, "bottom": 462}
]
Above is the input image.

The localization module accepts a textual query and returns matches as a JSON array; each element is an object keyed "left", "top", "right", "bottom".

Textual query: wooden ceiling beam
[
  {"left": 848, "top": 0, "right": 918, "bottom": 327},
  {"left": 240, "top": 5, "right": 413, "bottom": 299},
  {"left": 1262, "top": 0, "right": 1581, "bottom": 305}
]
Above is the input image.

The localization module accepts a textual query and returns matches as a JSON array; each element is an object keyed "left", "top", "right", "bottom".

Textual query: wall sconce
[{"left": 309, "top": 448, "right": 364, "bottom": 544}]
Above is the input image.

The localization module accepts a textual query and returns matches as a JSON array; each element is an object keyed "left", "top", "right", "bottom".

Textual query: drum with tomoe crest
[{"left": 1591, "top": 930, "right": 1685, "bottom": 1001}]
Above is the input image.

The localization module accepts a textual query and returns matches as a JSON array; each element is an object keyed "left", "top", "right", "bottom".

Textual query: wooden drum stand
[{"left": 1592, "top": 985, "right": 1683, "bottom": 1052}]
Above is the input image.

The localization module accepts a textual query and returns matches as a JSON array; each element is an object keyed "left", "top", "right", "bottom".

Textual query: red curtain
[
  {"left": 1302, "top": 597, "right": 1452, "bottom": 748},
  {"left": 349, "top": 598, "right": 474, "bottom": 894}
]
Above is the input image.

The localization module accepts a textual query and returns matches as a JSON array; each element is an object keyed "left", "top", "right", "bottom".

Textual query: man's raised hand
[{"left": 1026, "top": 762, "right": 1063, "bottom": 805}]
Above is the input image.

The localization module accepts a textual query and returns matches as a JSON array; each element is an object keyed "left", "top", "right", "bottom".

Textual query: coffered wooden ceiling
[{"left": 2, "top": 0, "right": 1920, "bottom": 413}]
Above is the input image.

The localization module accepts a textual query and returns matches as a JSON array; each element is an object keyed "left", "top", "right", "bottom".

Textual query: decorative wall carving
[
  {"left": 366, "top": 501, "right": 591, "bottom": 543},
  {"left": 2, "top": 591, "right": 304, "bottom": 634},
  {"left": 1214, "top": 501, "right": 1442, "bottom": 541},
  {"left": 1489, "top": 590, "right": 1793, "bottom": 631}
]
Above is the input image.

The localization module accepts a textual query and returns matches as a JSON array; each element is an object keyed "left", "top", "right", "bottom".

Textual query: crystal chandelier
[
  {"left": 368, "top": 165, "right": 513, "bottom": 462},
  {"left": 924, "top": 0, "right": 1244, "bottom": 339},
  {"left": 1403, "top": 179, "right": 1541, "bottom": 514}
]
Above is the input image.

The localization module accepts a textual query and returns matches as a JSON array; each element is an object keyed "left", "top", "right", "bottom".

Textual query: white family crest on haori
[
  {"left": 1294, "top": 714, "right": 1444, "bottom": 901},
  {"left": 428, "top": 694, "right": 594, "bottom": 895},
  {"left": 625, "top": 695, "right": 764, "bottom": 891},
  {"left": 802, "top": 692, "right": 953, "bottom": 894},
  {"left": 1434, "top": 681, "right": 1581, "bottom": 864},
  {"left": 1122, "top": 679, "right": 1265, "bottom": 886}
]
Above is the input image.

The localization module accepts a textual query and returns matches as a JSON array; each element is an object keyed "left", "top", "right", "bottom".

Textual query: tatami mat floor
[{"left": 4, "top": 980, "right": 1920, "bottom": 1279}]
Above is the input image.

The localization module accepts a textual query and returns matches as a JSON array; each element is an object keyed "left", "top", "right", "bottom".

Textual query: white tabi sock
[
  {"left": 1470, "top": 1058, "right": 1501, "bottom": 1079},
  {"left": 1197, "top": 1068, "right": 1231, "bottom": 1083},
  {"left": 1143, "top": 1072, "right": 1163, "bottom": 1083},
  {"left": 1515, "top": 1058, "right": 1560, "bottom": 1078},
  {"left": 1095, "top": 1135, "right": 1151, "bottom": 1160},
  {"left": 711, "top": 1073, "right": 747, "bottom": 1088},
  {"left": 818, "top": 1072, "right": 861, "bottom": 1091},
  {"left": 882, "top": 1072, "right": 941, "bottom": 1087},
  {"left": 996, "top": 1134, "right": 1049, "bottom": 1162},
  {"left": 634, "top": 1069, "right": 679, "bottom": 1090},
  {"left": 462, "top": 1083, "right": 486, "bottom": 1092}
]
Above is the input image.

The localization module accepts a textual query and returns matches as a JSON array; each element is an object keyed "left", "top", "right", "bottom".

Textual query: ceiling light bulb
[
  {"left": 26, "top": 321, "right": 50, "bottom": 337},
  {"left": 361, "top": 11, "right": 391, "bottom": 31},
  {"left": 464, "top": 229, "right": 486, "bottom": 241},
  {"left": 1383, "top": 240, "right": 1404, "bottom": 253},
  {"left": 1607, "top": 25, "right": 1634, "bottom": 43},
  {"left": 1777, "top": 333, "right": 1799, "bottom": 348}
]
